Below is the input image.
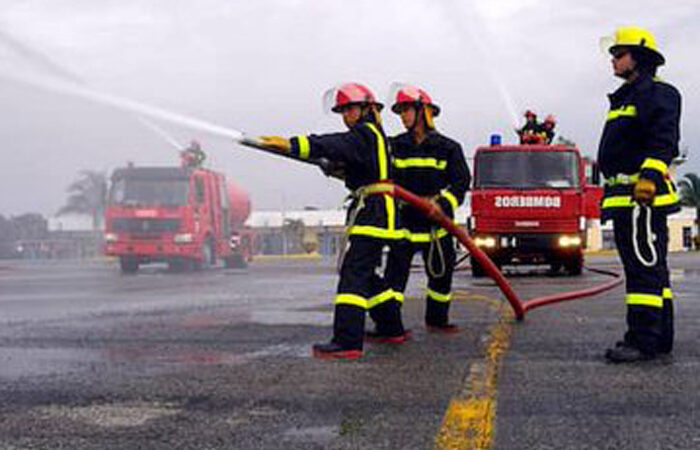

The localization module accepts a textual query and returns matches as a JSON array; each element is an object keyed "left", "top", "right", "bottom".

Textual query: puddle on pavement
[
  {"left": 248, "top": 343, "right": 311, "bottom": 359},
  {"left": 36, "top": 401, "right": 180, "bottom": 427},
  {"left": 0, "top": 342, "right": 311, "bottom": 380},
  {"left": 182, "top": 312, "right": 251, "bottom": 329},
  {"left": 249, "top": 309, "right": 332, "bottom": 326},
  {"left": 0, "top": 347, "right": 102, "bottom": 379},
  {"left": 283, "top": 425, "right": 340, "bottom": 441},
  {"left": 103, "top": 342, "right": 311, "bottom": 366}
]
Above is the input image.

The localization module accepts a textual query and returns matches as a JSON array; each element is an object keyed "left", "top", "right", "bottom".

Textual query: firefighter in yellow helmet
[
  {"left": 597, "top": 27, "right": 681, "bottom": 362},
  {"left": 540, "top": 115, "right": 556, "bottom": 144}
]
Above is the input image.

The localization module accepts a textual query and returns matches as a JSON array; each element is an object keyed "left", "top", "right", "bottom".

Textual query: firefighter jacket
[
  {"left": 518, "top": 121, "right": 543, "bottom": 144},
  {"left": 597, "top": 74, "right": 681, "bottom": 219},
  {"left": 390, "top": 131, "right": 470, "bottom": 240},
  {"left": 289, "top": 119, "right": 403, "bottom": 240}
]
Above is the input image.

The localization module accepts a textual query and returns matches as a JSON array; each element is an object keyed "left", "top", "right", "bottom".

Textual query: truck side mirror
[{"left": 591, "top": 163, "right": 601, "bottom": 186}]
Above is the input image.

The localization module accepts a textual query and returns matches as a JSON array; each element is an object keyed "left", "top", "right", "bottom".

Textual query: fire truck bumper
[
  {"left": 104, "top": 241, "right": 200, "bottom": 261},
  {"left": 474, "top": 233, "right": 582, "bottom": 265}
]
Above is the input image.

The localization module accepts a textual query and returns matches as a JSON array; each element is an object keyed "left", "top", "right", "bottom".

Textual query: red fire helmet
[
  {"left": 390, "top": 83, "right": 440, "bottom": 116},
  {"left": 323, "top": 83, "right": 383, "bottom": 114}
]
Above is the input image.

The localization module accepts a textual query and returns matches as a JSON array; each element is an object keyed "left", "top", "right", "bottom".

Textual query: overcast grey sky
[{"left": 1, "top": 0, "right": 698, "bottom": 216}]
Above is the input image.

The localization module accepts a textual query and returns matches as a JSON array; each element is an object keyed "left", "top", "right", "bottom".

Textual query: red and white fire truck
[
  {"left": 469, "top": 144, "right": 603, "bottom": 276},
  {"left": 103, "top": 162, "right": 253, "bottom": 273}
]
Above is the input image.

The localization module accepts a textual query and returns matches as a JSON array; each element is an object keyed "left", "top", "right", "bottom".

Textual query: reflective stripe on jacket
[
  {"left": 389, "top": 131, "right": 470, "bottom": 234},
  {"left": 290, "top": 121, "right": 403, "bottom": 239}
]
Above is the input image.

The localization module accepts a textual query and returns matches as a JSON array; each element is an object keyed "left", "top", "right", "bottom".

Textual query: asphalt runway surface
[{"left": 0, "top": 254, "right": 698, "bottom": 449}]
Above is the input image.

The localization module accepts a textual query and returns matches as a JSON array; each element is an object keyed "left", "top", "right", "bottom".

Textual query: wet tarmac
[{"left": 0, "top": 255, "right": 698, "bottom": 449}]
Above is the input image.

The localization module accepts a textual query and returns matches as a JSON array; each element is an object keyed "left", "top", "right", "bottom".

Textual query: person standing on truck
[
  {"left": 181, "top": 140, "right": 206, "bottom": 168},
  {"left": 251, "top": 83, "right": 405, "bottom": 359},
  {"left": 378, "top": 84, "right": 470, "bottom": 334},
  {"left": 518, "top": 110, "right": 540, "bottom": 144},
  {"left": 540, "top": 115, "right": 557, "bottom": 144},
  {"left": 597, "top": 27, "right": 681, "bottom": 363}
]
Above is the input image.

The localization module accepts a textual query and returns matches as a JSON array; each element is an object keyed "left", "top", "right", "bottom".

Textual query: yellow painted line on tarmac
[
  {"left": 253, "top": 253, "right": 322, "bottom": 262},
  {"left": 435, "top": 293, "right": 513, "bottom": 450},
  {"left": 584, "top": 249, "right": 618, "bottom": 257}
]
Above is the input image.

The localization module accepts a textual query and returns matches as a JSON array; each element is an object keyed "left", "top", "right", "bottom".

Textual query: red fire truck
[
  {"left": 103, "top": 163, "right": 252, "bottom": 273},
  {"left": 469, "top": 144, "right": 602, "bottom": 276}
]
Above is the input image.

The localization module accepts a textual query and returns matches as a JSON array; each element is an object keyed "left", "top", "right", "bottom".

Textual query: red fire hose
[
  {"left": 234, "top": 138, "right": 623, "bottom": 321},
  {"left": 363, "top": 182, "right": 623, "bottom": 321}
]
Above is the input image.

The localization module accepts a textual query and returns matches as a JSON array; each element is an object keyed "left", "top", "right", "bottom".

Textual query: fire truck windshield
[
  {"left": 476, "top": 150, "right": 579, "bottom": 189},
  {"left": 109, "top": 178, "right": 190, "bottom": 207}
]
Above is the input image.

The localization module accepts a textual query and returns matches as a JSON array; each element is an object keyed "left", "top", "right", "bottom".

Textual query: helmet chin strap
[
  {"left": 408, "top": 104, "right": 432, "bottom": 134},
  {"left": 620, "top": 68, "right": 639, "bottom": 81},
  {"left": 357, "top": 104, "right": 382, "bottom": 127},
  {"left": 423, "top": 105, "right": 435, "bottom": 130}
]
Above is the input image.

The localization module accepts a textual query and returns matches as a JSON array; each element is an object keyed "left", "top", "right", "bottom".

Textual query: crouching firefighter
[
  {"left": 251, "top": 83, "right": 405, "bottom": 359},
  {"left": 598, "top": 27, "right": 682, "bottom": 363},
  {"left": 378, "top": 84, "right": 470, "bottom": 334}
]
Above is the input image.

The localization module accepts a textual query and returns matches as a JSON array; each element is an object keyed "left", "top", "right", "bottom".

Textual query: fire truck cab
[{"left": 469, "top": 144, "right": 602, "bottom": 276}]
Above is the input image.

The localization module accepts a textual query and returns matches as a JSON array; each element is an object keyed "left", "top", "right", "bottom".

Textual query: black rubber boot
[
  {"left": 659, "top": 298, "right": 674, "bottom": 354},
  {"left": 604, "top": 342, "right": 655, "bottom": 363},
  {"left": 365, "top": 329, "right": 412, "bottom": 344},
  {"left": 368, "top": 300, "right": 405, "bottom": 338},
  {"left": 312, "top": 341, "right": 363, "bottom": 360},
  {"left": 426, "top": 323, "right": 461, "bottom": 334}
]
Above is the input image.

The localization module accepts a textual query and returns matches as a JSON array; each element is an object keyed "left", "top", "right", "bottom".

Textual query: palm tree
[
  {"left": 57, "top": 170, "right": 108, "bottom": 231},
  {"left": 678, "top": 172, "right": 700, "bottom": 248}
]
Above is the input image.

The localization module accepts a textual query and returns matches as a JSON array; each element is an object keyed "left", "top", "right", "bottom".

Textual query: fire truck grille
[
  {"left": 130, "top": 234, "right": 163, "bottom": 241},
  {"left": 112, "top": 218, "right": 181, "bottom": 233}
]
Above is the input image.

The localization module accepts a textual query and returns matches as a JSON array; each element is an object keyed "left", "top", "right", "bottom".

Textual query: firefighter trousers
[
  {"left": 612, "top": 205, "right": 674, "bottom": 354},
  {"left": 381, "top": 233, "right": 457, "bottom": 327},
  {"left": 332, "top": 235, "right": 403, "bottom": 350}
]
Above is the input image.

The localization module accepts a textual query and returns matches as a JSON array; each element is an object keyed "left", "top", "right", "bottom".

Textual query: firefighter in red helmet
[
  {"left": 251, "top": 83, "right": 404, "bottom": 359},
  {"left": 378, "top": 84, "right": 470, "bottom": 335},
  {"left": 518, "top": 110, "right": 541, "bottom": 144}
]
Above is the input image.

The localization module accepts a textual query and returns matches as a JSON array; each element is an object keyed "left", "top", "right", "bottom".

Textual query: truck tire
[
  {"left": 225, "top": 253, "right": 248, "bottom": 269},
  {"left": 565, "top": 254, "right": 583, "bottom": 276},
  {"left": 167, "top": 258, "right": 189, "bottom": 272},
  {"left": 471, "top": 257, "right": 486, "bottom": 278},
  {"left": 119, "top": 256, "right": 139, "bottom": 274},
  {"left": 550, "top": 262, "right": 562, "bottom": 274}
]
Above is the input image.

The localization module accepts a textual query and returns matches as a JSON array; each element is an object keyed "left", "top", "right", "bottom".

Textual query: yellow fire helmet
[{"left": 600, "top": 26, "right": 665, "bottom": 66}]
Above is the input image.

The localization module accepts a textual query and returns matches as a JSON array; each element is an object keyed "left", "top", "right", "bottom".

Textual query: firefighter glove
[
  {"left": 633, "top": 178, "right": 656, "bottom": 205},
  {"left": 259, "top": 136, "right": 291, "bottom": 153}
]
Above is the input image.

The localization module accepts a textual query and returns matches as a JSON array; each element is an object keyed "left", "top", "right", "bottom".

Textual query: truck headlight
[
  {"left": 474, "top": 236, "right": 496, "bottom": 248},
  {"left": 174, "top": 233, "right": 194, "bottom": 243},
  {"left": 104, "top": 233, "right": 118, "bottom": 242},
  {"left": 558, "top": 235, "right": 582, "bottom": 247}
]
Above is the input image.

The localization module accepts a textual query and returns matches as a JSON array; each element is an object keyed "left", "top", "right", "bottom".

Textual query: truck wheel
[
  {"left": 471, "top": 257, "right": 485, "bottom": 278},
  {"left": 167, "top": 258, "right": 188, "bottom": 272},
  {"left": 550, "top": 262, "right": 562, "bottom": 274},
  {"left": 119, "top": 256, "right": 139, "bottom": 274},
  {"left": 565, "top": 255, "right": 583, "bottom": 276},
  {"left": 225, "top": 253, "right": 248, "bottom": 269}
]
